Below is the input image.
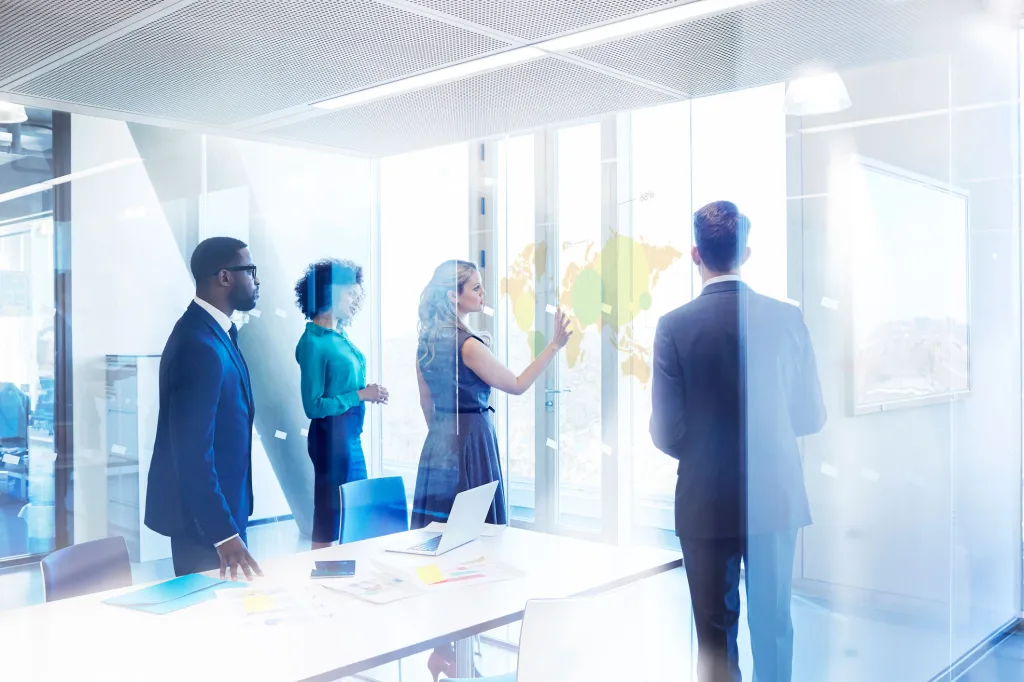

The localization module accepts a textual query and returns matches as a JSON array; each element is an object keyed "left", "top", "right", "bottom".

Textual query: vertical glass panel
[
  {"left": 0, "top": 109, "right": 55, "bottom": 560},
  {"left": 379, "top": 143, "right": 469, "bottom": 510},
  {"left": 629, "top": 101, "right": 692, "bottom": 549},
  {"left": 499, "top": 134, "right": 537, "bottom": 522},
  {"left": 555, "top": 122, "right": 603, "bottom": 531}
]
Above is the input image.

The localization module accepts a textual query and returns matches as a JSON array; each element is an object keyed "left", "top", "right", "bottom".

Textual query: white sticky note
[
  {"left": 111, "top": 444, "right": 127, "bottom": 456},
  {"left": 249, "top": 309, "right": 262, "bottom": 318},
  {"left": 820, "top": 297, "right": 839, "bottom": 310},
  {"left": 300, "top": 428, "right": 309, "bottom": 437},
  {"left": 275, "top": 308, "right": 287, "bottom": 319},
  {"left": 274, "top": 430, "right": 287, "bottom": 440},
  {"left": 602, "top": 304, "right": 613, "bottom": 315},
  {"left": 545, "top": 438, "right": 558, "bottom": 450},
  {"left": 860, "top": 467, "right": 880, "bottom": 482},
  {"left": 545, "top": 304, "right": 557, "bottom": 315},
  {"left": 482, "top": 305, "right": 494, "bottom": 317},
  {"left": 820, "top": 463, "right": 839, "bottom": 478},
  {"left": 2, "top": 454, "right": 19, "bottom": 466},
  {"left": 601, "top": 443, "right": 613, "bottom": 455}
]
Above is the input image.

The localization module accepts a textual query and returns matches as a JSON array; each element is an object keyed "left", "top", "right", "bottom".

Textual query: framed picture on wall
[{"left": 846, "top": 156, "right": 971, "bottom": 415}]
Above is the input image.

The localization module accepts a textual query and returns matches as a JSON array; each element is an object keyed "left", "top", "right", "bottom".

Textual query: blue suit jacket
[
  {"left": 145, "top": 302, "right": 255, "bottom": 545},
  {"left": 650, "top": 281, "right": 826, "bottom": 539}
]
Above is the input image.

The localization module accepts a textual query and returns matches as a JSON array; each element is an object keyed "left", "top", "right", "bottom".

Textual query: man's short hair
[
  {"left": 190, "top": 237, "right": 248, "bottom": 283},
  {"left": 693, "top": 201, "right": 751, "bottom": 273}
]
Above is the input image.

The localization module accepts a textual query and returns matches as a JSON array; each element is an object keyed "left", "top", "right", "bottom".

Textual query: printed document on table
[
  {"left": 320, "top": 573, "right": 423, "bottom": 605},
  {"left": 374, "top": 554, "right": 524, "bottom": 589}
]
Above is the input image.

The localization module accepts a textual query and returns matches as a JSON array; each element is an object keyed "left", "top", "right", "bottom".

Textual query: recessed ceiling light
[
  {"left": 313, "top": 47, "right": 546, "bottom": 111},
  {"left": 312, "top": 0, "right": 761, "bottom": 112},
  {"left": 535, "top": 0, "right": 760, "bottom": 53}
]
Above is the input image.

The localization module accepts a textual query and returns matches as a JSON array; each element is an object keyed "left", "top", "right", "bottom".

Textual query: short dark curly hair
[{"left": 294, "top": 259, "right": 364, "bottom": 320}]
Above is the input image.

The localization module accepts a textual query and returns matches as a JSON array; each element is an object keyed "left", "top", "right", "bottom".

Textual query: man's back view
[{"left": 650, "top": 201, "right": 826, "bottom": 682}]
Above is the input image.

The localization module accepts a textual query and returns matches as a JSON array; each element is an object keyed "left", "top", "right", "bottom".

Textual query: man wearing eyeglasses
[{"left": 145, "top": 236, "right": 263, "bottom": 581}]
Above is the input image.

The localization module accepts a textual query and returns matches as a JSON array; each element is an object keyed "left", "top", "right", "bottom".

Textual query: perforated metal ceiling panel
[
  {"left": 401, "top": 0, "right": 689, "bottom": 40},
  {"left": 0, "top": 0, "right": 164, "bottom": 83},
  {"left": 268, "top": 57, "right": 675, "bottom": 155},
  {"left": 12, "top": 0, "right": 510, "bottom": 126},
  {"left": 571, "top": 0, "right": 959, "bottom": 98}
]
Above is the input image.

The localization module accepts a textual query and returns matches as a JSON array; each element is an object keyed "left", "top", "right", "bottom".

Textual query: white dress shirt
[
  {"left": 702, "top": 274, "right": 741, "bottom": 289},
  {"left": 192, "top": 296, "right": 240, "bottom": 549}
]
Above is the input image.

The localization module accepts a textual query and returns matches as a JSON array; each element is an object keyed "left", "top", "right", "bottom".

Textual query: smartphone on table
[{"left": 310, "top": 560, "right": 356, "bottom": 578}]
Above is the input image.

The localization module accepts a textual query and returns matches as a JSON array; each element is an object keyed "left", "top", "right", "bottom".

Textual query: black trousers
[
  {"left": 679, "top": 531, "right": 798, "bottom": 682},
  {"left": 171, "top": 531, "right": 247, "bottom": 577}
]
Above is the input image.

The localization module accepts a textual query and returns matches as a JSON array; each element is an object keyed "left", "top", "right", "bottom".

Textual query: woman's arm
[
  {"left": 416, "top": 361, "right": 433, "bottom": 425},
  {"left": 462, "top": 309, "right": 573, "bottom": 396}
]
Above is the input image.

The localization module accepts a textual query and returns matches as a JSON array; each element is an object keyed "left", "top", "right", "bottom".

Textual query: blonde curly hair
[{"left": 417, "top": 259, "right": 491, "bottom": 367}]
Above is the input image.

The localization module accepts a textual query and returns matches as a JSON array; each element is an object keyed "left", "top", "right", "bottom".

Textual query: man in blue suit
[
  {"left": 651, "top": 201, "right": 826, "bottom": 682},
  {"left": 145, "top": 237, "right": 263, "bottom": 580}
]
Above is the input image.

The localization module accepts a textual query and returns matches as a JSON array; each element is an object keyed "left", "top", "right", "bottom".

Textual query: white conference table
[{"left": 0, "top": 527, "right": 681, "bottom": 681}]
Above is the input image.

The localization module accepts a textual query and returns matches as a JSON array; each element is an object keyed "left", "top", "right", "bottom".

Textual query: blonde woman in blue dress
[{"left": 412, "top": 259, "right": 570, "bottom": 680}]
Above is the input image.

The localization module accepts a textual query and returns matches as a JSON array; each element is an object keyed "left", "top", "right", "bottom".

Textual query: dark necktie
[{"left": 229, "top": 323, "right": 239, "bottom": 347}]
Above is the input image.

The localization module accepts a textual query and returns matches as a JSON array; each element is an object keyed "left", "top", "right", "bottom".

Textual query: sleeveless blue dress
[{"left": 411, "top": 328, "right": 507, "bottom": 529}]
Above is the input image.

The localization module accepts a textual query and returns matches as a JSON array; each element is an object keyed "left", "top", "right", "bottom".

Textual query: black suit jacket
[
  {"left": 145, "top": 302, "right": 255, "bottom": 545},
  {"left": 650, "top": 281, "right": 826, "bottom": 539}
]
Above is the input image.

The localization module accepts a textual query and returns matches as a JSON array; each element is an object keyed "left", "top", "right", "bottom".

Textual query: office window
[
  {"left": 499, "top": 134, "right": 538, "bottom": 521},
  {"left": 629, "top": 101, "right": 693, "bottom": 542},
  {"left": 555, "top": 122, "right": 604, "bottom": 531},
  {"left": 379, "top": 143, "right": 470, "bottom": 505},
  {"left": 629, "top": 85, "right": 787, "bottom": 546}
]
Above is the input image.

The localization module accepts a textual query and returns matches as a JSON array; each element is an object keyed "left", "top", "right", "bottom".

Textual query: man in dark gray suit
[{"left": 650, "top": 201, "right": 826, "bottom": 682}]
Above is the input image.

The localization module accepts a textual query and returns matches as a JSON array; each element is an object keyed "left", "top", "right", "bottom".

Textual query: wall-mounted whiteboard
[{"left": 848, "top": 157, "right": 970, "bottom": 415}]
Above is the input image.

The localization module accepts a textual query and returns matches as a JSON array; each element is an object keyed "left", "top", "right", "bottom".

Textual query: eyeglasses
[{"left": 221, "top": 265, "right": 257, "bottom": 279}]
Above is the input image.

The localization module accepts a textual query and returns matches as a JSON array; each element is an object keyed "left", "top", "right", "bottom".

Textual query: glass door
[
  {"left": 552, "top": 122, "right": 604, "bottom": 534},
  {"left": 0, "top": 108, "right": 57, "bottom": 563},
  {"left": 498, "top": 121, "right": 613, "bottom": 541},
  {"left": 0, "top": 215, "right": 56, "bottom": 560}
]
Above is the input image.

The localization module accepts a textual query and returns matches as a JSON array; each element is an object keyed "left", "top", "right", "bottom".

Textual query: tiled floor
[{"left": 0, "top": 522, "right": 1019, "bottom": 682}]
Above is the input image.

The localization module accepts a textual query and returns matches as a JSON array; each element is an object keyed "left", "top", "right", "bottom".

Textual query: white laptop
[{"left": 387, "top": 481, "right": 500, "bottom": 557}]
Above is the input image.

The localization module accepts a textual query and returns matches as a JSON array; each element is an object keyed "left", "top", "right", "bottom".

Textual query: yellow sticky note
[
  {"left": 416, "top": 564, "right": 445, "bottom": 585},
  {"left": 243, "top": 594, "right": 275, "bottom": 614}
]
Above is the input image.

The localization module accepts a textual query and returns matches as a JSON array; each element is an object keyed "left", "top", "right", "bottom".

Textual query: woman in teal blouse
[{"left": 295, "top": 259, "right": 388, "bottom": 549}]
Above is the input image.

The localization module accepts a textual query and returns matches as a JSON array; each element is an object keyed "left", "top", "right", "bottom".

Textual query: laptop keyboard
[{"left": 410, "top": 535, "right": 443, "bottom": 552}]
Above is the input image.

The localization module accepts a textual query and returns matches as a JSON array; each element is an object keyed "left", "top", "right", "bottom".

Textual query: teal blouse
[{"left": 295, "top": 322, "right": 366, "bottom": 419}]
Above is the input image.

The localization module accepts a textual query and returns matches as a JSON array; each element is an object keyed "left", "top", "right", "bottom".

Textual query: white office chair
[{"left": 449, "top": 585, "right": 640, "bottom": 682}]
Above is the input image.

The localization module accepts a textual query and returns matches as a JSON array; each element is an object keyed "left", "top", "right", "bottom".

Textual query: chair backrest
[
  {"left": 40, "top": 536, "right": 132, "bottom": 602},
  {"left": 339, "top": 476, "right": 409, "bottom": 544},
  {"left": 515, "top": 586, "right": 640, "bottom": 682}
]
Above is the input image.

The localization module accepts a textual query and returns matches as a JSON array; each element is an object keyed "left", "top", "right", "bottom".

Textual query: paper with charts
[
  {"left": 215, "top": 582, "right": 334, "bottom": 625},
  {"left": 404, "top": 555, "right": 524, "bottom": 589},
  {"left": 320, "top": 573, "right": 423, "bottom": 605}
]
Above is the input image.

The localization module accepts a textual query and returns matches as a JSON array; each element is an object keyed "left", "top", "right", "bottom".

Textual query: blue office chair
[
  {"left": 340, "top": 477, "right": 411, "bottom": 682},
  {"left": 339, "top": 476, "right": 409, "bottom": 544},
  {"left": 40, "top": 536, "right": 132, "bottom": 602}
]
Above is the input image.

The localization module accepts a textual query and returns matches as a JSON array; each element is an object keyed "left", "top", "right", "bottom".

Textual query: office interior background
[{"left": 0, "top": 0, "right": 1023, "bottom": 679}]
